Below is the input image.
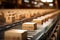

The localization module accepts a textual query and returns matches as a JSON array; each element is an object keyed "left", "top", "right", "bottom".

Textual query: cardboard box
[
  {"left": 41, "top": 16, "right": 47, "bottom": 21},
  {"left": 21, "top": 14, "right": 25, "bottom": 19},
  {"left": 32, "top": 18, "right": 43, "bottom": 24},
  {"left": 43, "top": 15, "right": 49, "bottom": 21},
  {"left": 4, "top": 12, "right": 15, "bottom": 17},
  {"left": 4, "top": 29, "right": 27, "bottom": 40},
  {"left": 5, "top": 16, "right": 15, "bottom": 23},
  {"left": 0, "top": 15, "right": 5, "bottom": 24},
  {"left": 30, "top": 13, "right": 34, "bottom": 17},
  {"left": 25, "top": 13, "right": 31, "bottom": 19},
  {"left": 14, "top": 14, "right": 22, "bottom": 20},
  {"left": 22, "top": 22, "right": 37, "bottom": 30}
]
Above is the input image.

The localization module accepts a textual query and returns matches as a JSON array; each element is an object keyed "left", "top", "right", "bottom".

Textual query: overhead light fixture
[
  {"left": 41, "top": 0, "right": 46, "bottom": 2},
  {"left": 41, "top": 0, "right": 53, "bottom": 2},
  {"left": 47, "top": 0, "right": 53, "bottom": 2}
]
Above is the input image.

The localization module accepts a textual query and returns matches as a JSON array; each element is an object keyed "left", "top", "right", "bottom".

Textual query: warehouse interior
[{"left": 0, "top": 0, "right": 60, "bottom": 40}]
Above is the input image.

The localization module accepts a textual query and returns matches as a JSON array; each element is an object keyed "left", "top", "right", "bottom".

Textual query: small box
[
  {"left": 5, "top": 16, "right": 15, "bottom": 23},
  {"left": 4, "top": 29, "right": 27, "bottom": 40},
  {"left": 39, "top": 11, "right": 45, "bottom": 16},
  {"left": 41, "top": 16, "right": 46, "bottom": 22},
  {"left": 44, "top": 15, "right": 49, "bottom": 21},
  {"left": 15, "top": 14, "right": 22, "bottom": 20},
  {"left": 31, "top": 13, "right": 34, "bottom": 17},
  {"left": 4, "top": 12, "right": 15, "bottom": 17},
  {"left": 22, "top": 22, "right": 37, "bottom": 30},
  {"left": 21, "top": 14, "right": 25, "bottom": 19},
  {"left": 32, "top": 18, "right": 43, "bottom": 24},
  {"left": 25, "top": 13, "right": 31, "bottom": 19}
]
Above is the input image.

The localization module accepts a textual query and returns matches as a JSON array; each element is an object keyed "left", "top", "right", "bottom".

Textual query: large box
[
  {"left": 5, "top": 16, "right": 15, "bottom": 23},
  {"left": 22, "top": 22, "right": 37, "bottom": 30},
  {"left": 4, "top": 29, "right": 27, "bottom": 40}
]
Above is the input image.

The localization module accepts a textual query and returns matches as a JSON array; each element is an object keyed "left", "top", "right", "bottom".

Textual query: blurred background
[
  {"left": 0, "top": 0, "right": 59, "bottom": 9},
  {"left": 0, "top": 0, "right": 60, "bottom": 40}
]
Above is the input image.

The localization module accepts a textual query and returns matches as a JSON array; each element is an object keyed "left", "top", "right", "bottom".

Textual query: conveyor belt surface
[
  {"left": 0, "top": 10, "right": 59, "bottom": 40},
  {"left": 1, "top": 15, "right": 57, "bottom": 40}
]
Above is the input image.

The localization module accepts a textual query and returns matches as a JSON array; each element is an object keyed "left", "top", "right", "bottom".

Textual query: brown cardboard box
[
  {"left": 44, "top": 15, "right": 49, "bottom": 21},
  {"left": 32, "top": 18, "right": 43, "bottom": 24},
  {"left": 4, "top": 29, "right": 27, "bottom": 40},
  {"left": 5, "top": 16, "right": 15, "bottom": 23},
  {"left": 25, "top": 13, "right": 31, "bottom": 19},
  {"left": 21, "top": 14, "right": 25, "bottom": 19},
  {"left": 38, "top": 16, "right": 46, "bottom": 22},
  {"left": 22, "top": 22, "right": 37, "bottom": 30},
  {"left": 4, "top": 12, "right": 15, "bottom": 17},
  {"left": 14, "top": 14, "right": 22, "bottom": 20},
  {"left": 30, "top": 13, "right": 34, "bottom": 17}
]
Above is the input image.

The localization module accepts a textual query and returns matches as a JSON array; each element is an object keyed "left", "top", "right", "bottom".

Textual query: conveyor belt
[
  {"left": 0, "top": 10, "right": 58, "bottom": 31},
  {"left": 0, "top": 16, "right": 37, "bottom": 31},
  {"left": 31, "top": 17, "right": 58, "bottom": 40},
  {"left": 4, "top": 15, "right": 58, "bottom": 40},
  {"left": 0, "top": 18, "right": 36, "bottom": 40},
  {"left": 0, "top": 13, "right": 59, "bottom": 40}
]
